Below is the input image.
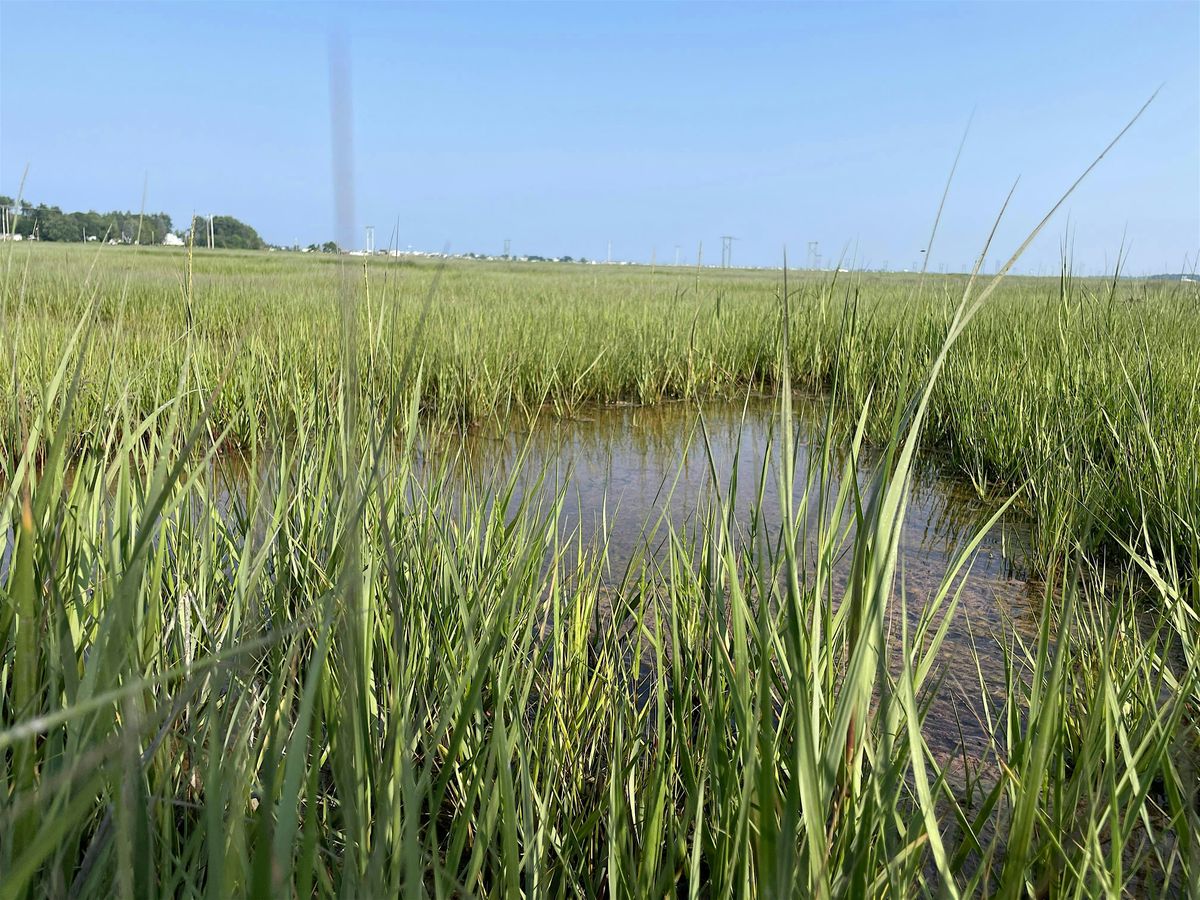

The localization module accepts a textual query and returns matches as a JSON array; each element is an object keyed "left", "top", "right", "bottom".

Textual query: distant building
[{"left": 163, "top": 233, "right": 185, "bottom": 246}]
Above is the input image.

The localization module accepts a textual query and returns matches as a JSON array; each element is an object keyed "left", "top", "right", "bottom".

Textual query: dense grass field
[
  {"left": 2, "top": 241, "right": 1198, "bottom": 896},
  {"left": 5, "top": 243, "right": 1198, "bottom": 569}
]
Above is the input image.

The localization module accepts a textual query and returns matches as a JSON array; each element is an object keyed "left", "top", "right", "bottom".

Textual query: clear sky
[{"left": 2, "top": 1, "right": 1197, "bottom": 273}]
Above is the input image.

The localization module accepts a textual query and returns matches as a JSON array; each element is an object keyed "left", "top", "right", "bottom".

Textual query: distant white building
[{"left": 162, "top": 233, "right": 185, "bottom": 247}]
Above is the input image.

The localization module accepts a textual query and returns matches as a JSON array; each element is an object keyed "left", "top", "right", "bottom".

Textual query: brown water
[{"left": 432, "top": 395, "right": 1039, "bottom": 768}]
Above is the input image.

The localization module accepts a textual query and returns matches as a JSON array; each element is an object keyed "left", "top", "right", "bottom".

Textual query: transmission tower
[
  {"left": 807, "top": 241, "right": 822, "bottom": 271},
  {"left": 720, "top": 235, "right": 736, "bottom": 269},
  {"left": 365, "top": 225, "right": 375, "bottom": 254},
  {"left": 503, "top": 238, "right": 511, "bottom": 258}
]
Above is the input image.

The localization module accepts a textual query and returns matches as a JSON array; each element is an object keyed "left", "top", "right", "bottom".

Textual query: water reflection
[{"left": 435, "top": 396, "right": 1029, "bottom": 582}]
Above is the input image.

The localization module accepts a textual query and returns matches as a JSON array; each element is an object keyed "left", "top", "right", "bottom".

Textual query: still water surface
[
  {"left": 1, "top": 395, "right": 1039, "bottom": 767},
  {"left": 432, "top": 396, "right": 1038, "bottom": 764}
]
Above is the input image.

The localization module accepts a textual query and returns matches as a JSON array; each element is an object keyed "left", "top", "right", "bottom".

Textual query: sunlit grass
[
  {"left": 1, "top": 230, "right": 1197, "bottom": 894},
  {"left": 4, "top": 242, "right": 1197, "bottom": 573}
]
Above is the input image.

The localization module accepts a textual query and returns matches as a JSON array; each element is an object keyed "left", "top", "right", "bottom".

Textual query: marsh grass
[
  {"left": 1, "top": 248, "right": 1196, "bottom": 896},
  {"left": 3, "top": 242, "right": 1197, "bottom": 579},
  {"left": 2, "top": 109, "right": 1199, "bottom": 895}
]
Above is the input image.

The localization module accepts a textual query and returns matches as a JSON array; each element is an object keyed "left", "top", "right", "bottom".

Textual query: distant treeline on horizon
[
  {"left": 0, "top": 197, "right": 265, "bottom": 249},
  {"left": 1, "top": 195, "right": 174, "bottom": 245}
]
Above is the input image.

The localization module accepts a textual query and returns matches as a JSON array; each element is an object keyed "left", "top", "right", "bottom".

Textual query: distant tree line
[
  {"left": 186, "top": 215, "right": 265, "bottom": 250},
  {"left": 305, "top": 241, "right": 341, "bottom": 253},
  {"left": 0, "top": 196, "right": 174, "bottom": 244},
  {"left": 0, "top": 197, "right": 268, "bottom": 251}
]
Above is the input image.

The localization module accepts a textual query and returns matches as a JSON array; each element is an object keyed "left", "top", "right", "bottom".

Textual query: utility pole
[
  {"left": 365, "top": 225, "right": 375, "bottom": 254},
  {"left": 720, "top": 235, "right": 736, "bottom": 269}
]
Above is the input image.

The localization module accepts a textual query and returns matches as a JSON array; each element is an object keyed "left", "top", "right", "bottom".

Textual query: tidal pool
[
  {"left": 431, "top": 395, "right": 1039, "bottom": 766},
  {"left": 2, "top": 394, "right": 1039, "bottom": 770}
]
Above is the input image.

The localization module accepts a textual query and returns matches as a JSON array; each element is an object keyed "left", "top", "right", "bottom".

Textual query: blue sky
[{"left": 2, "top": 1, "right": 1197, "bottom": 273}]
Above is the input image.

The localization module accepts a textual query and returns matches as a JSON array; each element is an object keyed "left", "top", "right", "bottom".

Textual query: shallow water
[
  {"left": 443, "top": 396, "right": 1029, "bottom": 581},
  {"left": 431, "top": 395, "right": 1039, "bottom": 766},
  {"left": 1, "top": 395, "right": 1039, "bottom": 770}
]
